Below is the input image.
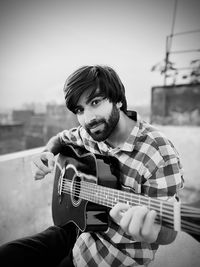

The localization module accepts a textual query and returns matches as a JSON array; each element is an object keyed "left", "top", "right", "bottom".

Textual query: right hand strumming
[{"left": 31, "top": 151, "right": 55, "bottom": 180}]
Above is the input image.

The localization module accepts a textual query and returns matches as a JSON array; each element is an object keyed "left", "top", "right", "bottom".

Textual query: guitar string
[
  {"left": 61, "top": 181, "right": 174, "bottom": 215},
  {"left": 180, "top": 220, "right": 200, "bottom": 229},
  {"left": 61, "top": 184, "right": 200, "bottom": 233},
  {"left": 61, "top": 184, "right": 200, "bottom": 222},
  {"left": 57, "top": 161, "right": 199, "bottom": 215},
  {"left": 61, "top": 181, "right": 200, "bottom": 222},
  {"left": 59, "top": 187, "right": 200, "bottom": 235},
  {"left": 61, "top": 178, "right": 200, "bottom": 215},
  {"left": 61, "top": 184, "right": 175, "bottom": 217},
  {"left": 78, "top": 180, "right": 200, "bottom": 213},
  {"left": 61, "top": 179, "right": 200, "bottom": 217},
  {"left": 62, "top": 178, "right": 175, "bottom": 209}
]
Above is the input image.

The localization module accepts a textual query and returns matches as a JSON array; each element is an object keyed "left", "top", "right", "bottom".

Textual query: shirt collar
[{"left": 120, "top": 110, "right": 140, "bottom": 152}]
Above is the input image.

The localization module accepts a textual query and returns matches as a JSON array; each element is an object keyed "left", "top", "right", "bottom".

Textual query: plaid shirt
[{"left": 59, "top": 111, "right": 184, "bottom": 267}]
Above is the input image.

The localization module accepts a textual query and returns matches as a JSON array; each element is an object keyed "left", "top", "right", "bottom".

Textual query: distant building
[
  {"left": 45, "top": 104, "right": 79, "bottom": 141},
  {"left": 0, "top": 123, "right": 25, "bottom": 154},
  {"left": 12, "top": 110, "right": 34, "bottom": 129},
  {"left": 151, "top": 83, "right": 200, "bottom": 125},
  {"left": 0, "top": 112, "right": 12, "bottom": 124},
  {"left": 25, "top": 113, "right": 46, "bottom": 149},
  {"left": 0, "top": 105, "right": 79, "bottom": 154}
]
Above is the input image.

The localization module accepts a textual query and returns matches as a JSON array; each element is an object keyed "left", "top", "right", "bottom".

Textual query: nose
[{"left": 84, "top": 109, "right": 96, "bottom": 125}]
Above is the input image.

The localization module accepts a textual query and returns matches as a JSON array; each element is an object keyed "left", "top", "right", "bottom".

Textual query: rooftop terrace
[{"left": 0, "top": 125, "right": 200, "bottom": 266}]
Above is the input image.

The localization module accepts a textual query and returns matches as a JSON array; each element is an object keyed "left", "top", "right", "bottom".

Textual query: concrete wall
[{"left": 0, "top": 148, "right": 53, "bottom": 244}]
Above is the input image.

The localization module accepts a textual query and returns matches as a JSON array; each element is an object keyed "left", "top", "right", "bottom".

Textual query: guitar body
[
  {"left": 52, "top": 145, "right": 119, "bottom": 232},
  {"left": 52, "top": 145, "right": 200, "bottom": 241}
]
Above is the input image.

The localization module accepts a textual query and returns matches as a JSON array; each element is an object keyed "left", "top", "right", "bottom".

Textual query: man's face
[{"left": 74, "top": 88, "right": 120, "bottom": 141}]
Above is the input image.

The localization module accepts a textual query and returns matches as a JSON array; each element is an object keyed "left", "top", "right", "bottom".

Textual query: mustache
[{"left": 86, "top": 119, "right": 105, "bottom": 129}]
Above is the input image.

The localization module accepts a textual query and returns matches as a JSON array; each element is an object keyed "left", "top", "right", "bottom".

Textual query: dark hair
[{"left": 63, "top": 65, "right": 127, "bottom": 113}]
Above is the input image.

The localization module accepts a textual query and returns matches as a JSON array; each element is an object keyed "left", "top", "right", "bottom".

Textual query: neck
[{"left": 106, "top": 111, "right": 136, "bottom": 148}]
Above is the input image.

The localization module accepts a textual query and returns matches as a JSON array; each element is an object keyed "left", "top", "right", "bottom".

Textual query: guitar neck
[
  {"left": 79, "top": 180, "right": 176, "bottom": 227},
  {"left": 76, "top": 179, "right": 200, "bottom": 239},
  {"left": 62, "top": 177, "right": 200, "bottom": 241}
]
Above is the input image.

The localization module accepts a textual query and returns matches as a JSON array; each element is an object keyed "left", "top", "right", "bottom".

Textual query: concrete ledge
[
  {"left": 0, "top": 148, "right": 53, "bottom": 245},
  {"left": 0, "top": 146, "right": 44, "bottom": 162}
]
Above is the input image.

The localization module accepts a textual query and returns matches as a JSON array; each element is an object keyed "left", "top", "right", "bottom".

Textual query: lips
[{"left": 89, "top": 122, "right": 105, "bottom": 133}]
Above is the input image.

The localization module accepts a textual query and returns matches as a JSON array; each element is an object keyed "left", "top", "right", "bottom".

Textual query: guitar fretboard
[
  {"left": 59, "top": 162, "right": 200, "bottom": 237},
  {"left": 63, "top": 176, "right": 177, "bottom": 230}
]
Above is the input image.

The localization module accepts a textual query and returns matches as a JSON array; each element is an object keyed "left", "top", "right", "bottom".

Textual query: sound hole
[{"left": 71, "top": 175, "right": 82, "bottom": 207}]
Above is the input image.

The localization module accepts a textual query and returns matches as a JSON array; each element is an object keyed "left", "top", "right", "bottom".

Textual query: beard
[{"left": 85, "top": 104, "right": 120, "bottom": 142}]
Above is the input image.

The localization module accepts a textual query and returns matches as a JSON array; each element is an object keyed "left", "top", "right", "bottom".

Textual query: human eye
[
  {"left": 91, "top": 97, "right": 103, "bottom": 106},
  {"left": 74, "top": 106, "right": 83, "bottom": 115}
]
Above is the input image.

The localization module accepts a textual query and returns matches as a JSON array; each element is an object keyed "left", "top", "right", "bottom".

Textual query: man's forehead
[{"left": 77, "top": 87, "right": 102, "bottom": 105}]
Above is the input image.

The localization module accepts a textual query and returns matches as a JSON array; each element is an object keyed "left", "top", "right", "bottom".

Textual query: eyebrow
[
  {"left": 74, "top": 90, "right": 105, "bottom": 112},
  {"left": 86, "top": 91, "right": 105, "bottom": 105}
]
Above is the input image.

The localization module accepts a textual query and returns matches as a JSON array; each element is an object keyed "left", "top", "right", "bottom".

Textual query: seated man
[{"left": 0, "top": 65, "right": 184, "bottom": 267}]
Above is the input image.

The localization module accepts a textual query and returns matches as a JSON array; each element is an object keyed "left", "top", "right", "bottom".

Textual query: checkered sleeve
[
  {"left": 142, "top": 145, "right": 184, "bottom": 200},
  {"left": 58, "top": 126, "right": 84, "bottom": 147},
  {"left": 58, "top": 126, "right": 101, "bottom": 154}
]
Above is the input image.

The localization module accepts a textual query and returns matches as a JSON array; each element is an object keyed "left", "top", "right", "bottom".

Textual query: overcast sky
[{"left": 0, "top": 0, "right": 199, "bottom": 111}]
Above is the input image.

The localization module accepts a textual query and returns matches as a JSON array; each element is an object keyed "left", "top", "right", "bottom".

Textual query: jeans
[{"left": 0, "top": 223, "right": 77, "bottom": 267}]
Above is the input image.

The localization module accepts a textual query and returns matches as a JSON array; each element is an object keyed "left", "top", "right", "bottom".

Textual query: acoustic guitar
[{"left": 52, "top": 145, "right": 200, "bottom": 242}]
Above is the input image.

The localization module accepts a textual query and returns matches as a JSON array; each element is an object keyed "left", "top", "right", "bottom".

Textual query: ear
[{"left": 116, "top": 102, "right": 122, "bottom": 109}]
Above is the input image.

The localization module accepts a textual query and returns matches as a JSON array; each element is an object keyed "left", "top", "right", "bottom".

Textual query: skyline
[{"left": 0, "top": 0, "right": 200, "bottom": 111}]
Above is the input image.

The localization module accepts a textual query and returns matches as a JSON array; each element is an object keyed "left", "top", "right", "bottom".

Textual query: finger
[
  {"left": 141, "top": 210, "right": 161, "bottom": 242},
  {"left": 41, "top": 152, "right": 55, "bottom": 170},
  {"left": 109, "top": 203, "right": 130, "bottom": 224},
  {"left": 33, "top": 154, "right": 52, "bottom": 173},
  {"left": 34, "top": 169, "right": 47, "bottom": 179},
  {"left": 119, "top": 207, "right": 134, "bottom": 232},
  {"left": 34, "top": 159, "right": 51, "bottom": 174},
  {"left": 31, "top": 161, "right": 46, "bottom": 180},
  {"left": 34, "top": 173, "right": 46, "bottom": 180},
  {"left": 128, "top": 206, "right": 148, "bottom": 240}
]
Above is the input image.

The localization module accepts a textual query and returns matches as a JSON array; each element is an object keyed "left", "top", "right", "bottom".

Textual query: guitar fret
[
  {"left": 159, "top": 201, "right": 163, "bottom": 224},
  {"left": 140, "top": 197, "right": 148, "bottom": 206},
  {"left": 114, "top": 190, "right": 118, "bottom": 206},
  {"left": 148, "top": 197, "right": 151, "bottom": 210},
  {"left": 93, "top": 185, "right": 98, "bottom": 203},
  {"left": 105, "top": 187, "right": 109, "bottom": 206},
  {"left": 111, "top": 188, "right": 114, "bottom": 207},
  {"left": 124, "top": 191, "right": 130, "bottom": 205},
  {"left": 108, "top": 188, "right": 112, "bottom": 207},
  {"left": 98, "top": 187, "right": 103, "bottom": 206},
  {"left": 89, "top": 183, "right": 95, "bottom": 203},
  {"left": 138, "top": 194, "right": 141, "bottom": 205},
  {"left": 101, "top": 187, "right": 105, "bottom": 206},
  {"left": 174, "top": 202, "right": 181, "bottom": 231}
]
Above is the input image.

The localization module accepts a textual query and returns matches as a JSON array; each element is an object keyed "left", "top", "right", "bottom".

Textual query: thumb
[
  {"left": 47, "top": 152, "right": 55, "bottom": 171},
  {"left": 48, "top": 155, "right": 55, "bottom": 171},
  {"left": 109, "top": 203, "right": 130, "bottom": 224},
  {"left": 41, "top": 152, "right": 55, "bottom": 171}
]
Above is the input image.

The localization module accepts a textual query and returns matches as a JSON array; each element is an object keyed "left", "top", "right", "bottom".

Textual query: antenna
[{"left": 164, "top": 0, "right": 178, "bottom": 85}]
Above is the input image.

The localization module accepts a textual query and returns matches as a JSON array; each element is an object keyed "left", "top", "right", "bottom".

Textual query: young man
[{"left": 0, "top": 65, "right": 184, "bottom": 267}]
